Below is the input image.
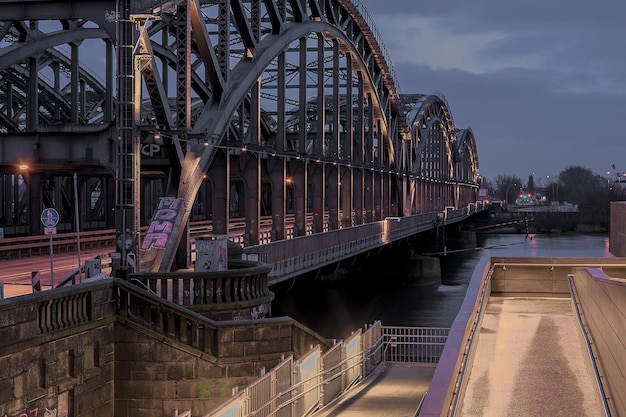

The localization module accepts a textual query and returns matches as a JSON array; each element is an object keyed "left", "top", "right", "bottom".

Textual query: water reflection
[{"left": 271, "top": 233, "right": 611, "bottom": 339}]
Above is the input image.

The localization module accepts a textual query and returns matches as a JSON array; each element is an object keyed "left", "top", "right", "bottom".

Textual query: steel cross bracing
[{"left": 0, "top": 0, "right": 481, "bottom": 273}]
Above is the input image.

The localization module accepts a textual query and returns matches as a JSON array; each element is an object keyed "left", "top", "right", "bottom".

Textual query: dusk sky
[{"left": 360, "top": 0, "right": 626, "bottom": 184}]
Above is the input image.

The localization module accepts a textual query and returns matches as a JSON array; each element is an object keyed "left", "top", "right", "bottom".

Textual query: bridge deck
[
  {"left": 313, "top": 365, "right": 433, "bottom": 417},
  {"left": 459, "top": 296, "right": 606, "bottom": 417}
]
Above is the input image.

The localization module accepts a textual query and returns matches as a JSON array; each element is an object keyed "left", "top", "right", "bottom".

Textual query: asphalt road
[{"left": 0, "top": 248, "right": 111, "bottom": 298}]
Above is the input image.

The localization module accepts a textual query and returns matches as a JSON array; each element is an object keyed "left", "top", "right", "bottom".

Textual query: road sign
[{"left": 41, "top": 208, "right": 60, "bottom": 227}]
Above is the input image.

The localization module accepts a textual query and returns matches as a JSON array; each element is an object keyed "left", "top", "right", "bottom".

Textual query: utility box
[
  {"left": 195, "top": 235, "right": 228, "bottom": 272},
  {"left": 85, "top": 259, "right": 102, "bottom": 278}
]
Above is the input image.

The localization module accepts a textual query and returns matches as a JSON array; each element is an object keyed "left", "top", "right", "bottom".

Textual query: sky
[{"left": 359, "top": 0, "right": 626, "bottom": 184}]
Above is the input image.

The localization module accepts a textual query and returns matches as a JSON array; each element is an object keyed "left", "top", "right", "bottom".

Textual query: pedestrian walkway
[
  {"left": 313, "top": 365, "right": 434, "bottom": 417},
  {"left": 459, "top": 296, "right": 606, "bottom": 417}
]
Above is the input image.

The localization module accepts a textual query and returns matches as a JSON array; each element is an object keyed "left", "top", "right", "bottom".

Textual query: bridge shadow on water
[
  {"left": 271, "top": 235, "right": 497, "bottom": 339},
  {"left": 271, "top": 232, "right": 605, "bottom": 340}
]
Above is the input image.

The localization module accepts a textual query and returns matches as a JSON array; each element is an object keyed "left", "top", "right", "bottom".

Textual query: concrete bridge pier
[{"left": 445, "top": 229, "right": 478, "bottom": 251}]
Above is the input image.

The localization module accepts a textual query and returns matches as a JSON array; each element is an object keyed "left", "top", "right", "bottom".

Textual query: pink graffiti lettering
[
  {"left": 4, "top": 407, "right": 38, "bottom": 417},
  {"left": 141, "top": 233, "right": 169, "bottom": 250},
  {"left": 158, "top": 197, "right": 183, "bottom": 210},
  {"left": 146, "top": 220, "right": 173, "bottom": 234},
  {"left": 154, "top": 209, "right": 177, "bottom": 220}
]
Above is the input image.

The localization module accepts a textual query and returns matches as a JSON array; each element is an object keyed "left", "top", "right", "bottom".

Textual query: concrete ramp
[{"left": 460, "top": 296, "right": 606, "bottom": 417}]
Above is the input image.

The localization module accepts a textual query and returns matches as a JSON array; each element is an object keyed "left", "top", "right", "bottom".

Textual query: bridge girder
[{"left": 0, "top": 0, "right": 481, "bottom": 273}]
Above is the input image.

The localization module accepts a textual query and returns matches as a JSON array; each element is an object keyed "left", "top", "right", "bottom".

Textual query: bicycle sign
[{"left": 41, "top": 208, "right": 60, "bottom": 227}]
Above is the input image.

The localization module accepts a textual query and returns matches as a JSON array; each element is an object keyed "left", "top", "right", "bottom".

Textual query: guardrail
[
  {"left": 567, "top": 274, "right": 613, "bottom": 417},
  {"left": 0, "top": 204, "right": 488, "bottom": 267},
  {"left": 0, "top": 216, "right": 300, "bottom": 260},
  {"left": 0, "top": 229, "right": 115, "bottom": 259}
]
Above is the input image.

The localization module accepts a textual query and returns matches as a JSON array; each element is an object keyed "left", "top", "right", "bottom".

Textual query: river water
[{"left": 271, "top": 233, "right": 611, "bottom": 339}]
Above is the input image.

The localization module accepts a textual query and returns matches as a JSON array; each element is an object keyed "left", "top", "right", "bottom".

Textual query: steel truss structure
[{"left": 0, "top": 0, "right": 480, "bottom": 272}]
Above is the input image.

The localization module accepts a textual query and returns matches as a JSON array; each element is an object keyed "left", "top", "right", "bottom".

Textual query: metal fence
[
  {"left": 197, "top": 322, "right": 449, "bottom": 417},
  {"left": 382, "top": 326, "right": 449, "bottom": 364}
]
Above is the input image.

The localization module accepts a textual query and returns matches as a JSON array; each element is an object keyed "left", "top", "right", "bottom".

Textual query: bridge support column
[
  {"left": 364, "top": 170, "right": 373, "bottom": 223},
  {"left": 243, "top": 154, "right": 260, "bottom": 246},
  {"left": 28, "top": 173, "right": 43, "bottom": 235},
  {"left": 268, "top": 160, "right": 285, "bottom": 241},
  {"left": 291, "top": 160, "right": 307, "bottom": 237},
  {"left": 340, "top": 166, "right": 352, "bottom": 228},
  {"left": 310, "top": 163, "right": 324, "bottom": 233},
  {"left": 327, "top": 163, "right": 339, "bottom": 230},
  {"left": 354, "top": 169, "right": 364, "bottom": 225},
  {"left": 211, "top": 151, "right": 229, "bottom": 235},
  {"left": 374, "top": 171, "right": 382, "bottom": 221}
]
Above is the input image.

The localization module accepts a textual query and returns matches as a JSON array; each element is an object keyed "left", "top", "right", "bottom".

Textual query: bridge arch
[
  {"left": 135, "top": 1, "right": 408, "bottom": 271},
  {"left": 0, "top": 0, "right": 481, "bottom": 274}
]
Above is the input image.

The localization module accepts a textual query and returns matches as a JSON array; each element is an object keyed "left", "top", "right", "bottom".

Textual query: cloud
[{"left": 359, "top": 0, "right": 626, "bottom": 180}]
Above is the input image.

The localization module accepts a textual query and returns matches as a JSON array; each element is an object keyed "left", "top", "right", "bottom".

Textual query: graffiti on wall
[
  {"left": 3, "top": 407, "right": 59, "bottom": 417},
  {"left": 141, "top": 197, "right": 186, "bottom": 250}
]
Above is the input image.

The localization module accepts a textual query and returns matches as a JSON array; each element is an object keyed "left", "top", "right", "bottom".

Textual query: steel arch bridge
[{"left": 0, "top": 0, "right": 481, "bottom": 273}]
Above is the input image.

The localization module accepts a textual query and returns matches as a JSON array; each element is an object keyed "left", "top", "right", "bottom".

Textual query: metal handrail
[
  {"left": 567, "top": 275, "right": 612, "bottom": 417},
  {"left": 414, "top": 392, "right": 428, "bottom": 417},
  {"left": 208, "top": 325, "right": 448, "bottom": 417},
  {"left": 450, "top": 263, "right": 495, "bottom": 416}
]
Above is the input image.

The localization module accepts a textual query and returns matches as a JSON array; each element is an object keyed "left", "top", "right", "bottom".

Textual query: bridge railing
[
  {"left": 128, "top": 260, "right": 273, "bottom": 308},
  {"left": 243, "top": 212, "right": 444, "bottom": 283},
  {"left": 205, "top": 322, "right": 449, "bottom": 417},
  {"left": 0, "top": 218, "right": 255, "bottom": 260}
]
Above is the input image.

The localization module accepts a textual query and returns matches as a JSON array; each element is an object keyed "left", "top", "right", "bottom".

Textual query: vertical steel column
[
  {"left": 292, "top": 160, "right": 307, "bottom": 237},
  {"left": 298, "top": 37, "right": 307, "bottom": 154},
  {"left": 364, "top": 93, "right": 374, "bottom": 222},
  {"left": 52, "top": 63, "right": 61, "bottom": 122},
  {"left": 27, "top": 57, "right": 38, "bottom": 131},
  {"left": 173, "top": 1, "right": 192, "bottom": 268},
  {"left": 354, "top": 72, "right": 365, "bottom": 225},
  {"left": 316, "top": 35, "right": 325, "bottom": 155},
  {"left": 271, "top": 52, "right": 287, "bottom": 240},
  {"left": 373, "top": 120, "right": 382, "bottom": 220},
  {"left": 311, "top": 35, "right": 327, "bottom": 233},
  {"left": 269, "top": 160, "right": 286, "bottom": 241},
  {"left": 295, "top": 36, "right": 310, "bottom": 235},
  {"left": 115, "top": 0, "right": 137, "bottom": 274},
  {"left": 105, "top": 41, "right": 114, "bottom": 124},
  {"left": 28, "top": 173, "right": 41, "bottom": 236},
  {"left": 217, "top": 1, "right": 230, "bottom": 80},
  {"left": 383, "top": 171, "right": 390, "bottom": 217},
  {"left": 342, "top": 54, "right": 354, "bottom": 227},
  {"left": 327, "top": 40, "right": 341, "bottom": 230},
  {"left": 211, "top": 151, "right": 230, "bottom": 236},
  {"left": 70, "top": 44, "right": 80, "bottom": 124},
  {"left": 245, "top": 79, "right": 261, "bottom": 246},
  {"left": 175, "top": 1, "right": 192, "bottom": 130}
]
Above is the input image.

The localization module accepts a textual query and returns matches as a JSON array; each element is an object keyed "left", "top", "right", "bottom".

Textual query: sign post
[{"left": 41, "top": 208, "right": 59, "bottom": 288}]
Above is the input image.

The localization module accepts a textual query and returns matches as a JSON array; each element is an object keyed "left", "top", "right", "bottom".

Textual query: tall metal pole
[
  {"left": 49, "top": 233, "right": 54, "bottom": 287},
  {"left": 114, "top": 0, "right": 137, "bottom": 276},
  {"left": 73, "top": 173, "right": 82, "bottom": 282}
]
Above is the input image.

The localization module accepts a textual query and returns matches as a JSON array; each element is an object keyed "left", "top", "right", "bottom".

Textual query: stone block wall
[
  {"left": 0, "top": 323, "right": 115, "bottom": 417},
  {"left": 113, "top": 321, "right": 271, "bottom": 416},
  {"left": 1, "top": 280, "right": 331, "bottom": 417}
]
